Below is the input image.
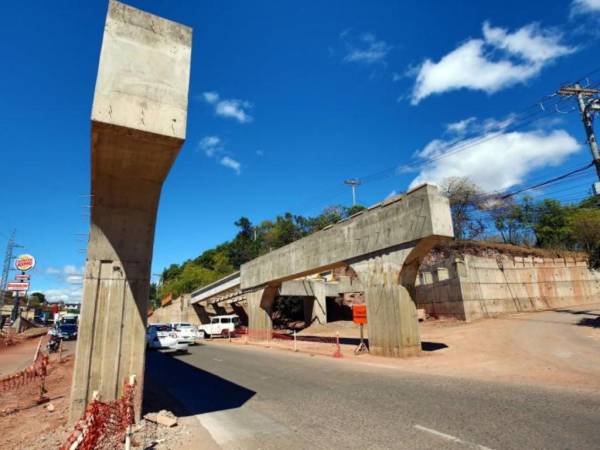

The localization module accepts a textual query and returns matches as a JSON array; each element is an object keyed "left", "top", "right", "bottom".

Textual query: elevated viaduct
[
  {"left": 189, "top": 271, "right": 356, "bottom": 326},
  {"left": 240, "top": 185, "right": 453, "bottom": 357}
]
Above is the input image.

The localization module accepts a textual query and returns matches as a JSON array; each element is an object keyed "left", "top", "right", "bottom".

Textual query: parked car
[
  {"left": 146, "top": 324, "right": 189, "bottom": 352},
  {"left": 198, "top": 314, "right": 240, "bottom": 338},
  {"left": 169, "top": 322, "right": 198, "bottom": 344},
  {"left": 58, "top": 323, "right": 78, "bottom": 340}
]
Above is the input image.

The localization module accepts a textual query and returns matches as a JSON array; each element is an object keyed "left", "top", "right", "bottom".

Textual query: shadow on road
[
  {"left": 143, "top": 346, "right": 256, "bottom": 417},
  {"left": 553, "top": 308, "right": 600, "bottom": 328},
  {"left": 577, "top": 317, "right": 600, "bottom": 328}
]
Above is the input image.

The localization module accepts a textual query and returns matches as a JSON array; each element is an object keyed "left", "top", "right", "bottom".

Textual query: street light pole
[{"left": 344, "top": 179, "right": 362, "bottom": 206}]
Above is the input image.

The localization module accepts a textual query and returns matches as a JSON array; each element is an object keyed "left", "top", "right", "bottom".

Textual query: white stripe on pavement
[{"left": 414, "top": 424, "right": 495, "bottom": 450}]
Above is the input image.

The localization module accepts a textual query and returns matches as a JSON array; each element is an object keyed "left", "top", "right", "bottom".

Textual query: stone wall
[{"left": 416, "top": 253, "right": 600, "bottom": 321}]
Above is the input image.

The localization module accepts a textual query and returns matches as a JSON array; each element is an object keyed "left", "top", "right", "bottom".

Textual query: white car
[
  {"left": 147, "top": 324, "right": 189, "bottom": 352},
  {"left": 169, "top": 322, "right": 198, "bottom": 344},
  {"left": 198, "top": 314, "right": 240, "bottom": 339}
]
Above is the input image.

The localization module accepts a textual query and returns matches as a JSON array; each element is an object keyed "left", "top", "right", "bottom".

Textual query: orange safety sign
[{"left": 352, "top": 304, "right": 367, "bottom": 325}]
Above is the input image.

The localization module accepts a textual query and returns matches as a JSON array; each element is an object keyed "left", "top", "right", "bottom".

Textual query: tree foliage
[
  {"left": 440, "top": 177, "right": 486, "bottom": 240},
  {"left": 157, "top": 204, "right": 366, "bottom": 300}
]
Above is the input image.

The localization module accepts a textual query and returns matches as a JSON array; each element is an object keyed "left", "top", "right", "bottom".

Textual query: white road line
[
  {"left": 414, "top": 425, "right": 495, "bottom": 450},
  {"left": 213, "top": 358, "right": 223, "bottom": 362}
]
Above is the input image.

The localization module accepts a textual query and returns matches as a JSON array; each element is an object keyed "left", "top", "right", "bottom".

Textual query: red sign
[
  {"left": 7, "top": 281, "right": 29, "bottom": 292},
  {"left": 352, "top": 304, "right": 367, "bottom": 325},
  {"left": 15, "top": 274, "right": 30, "bottom": 281},
  {"left": 14, "top": 254, "right": 35, "bottom": 271}
]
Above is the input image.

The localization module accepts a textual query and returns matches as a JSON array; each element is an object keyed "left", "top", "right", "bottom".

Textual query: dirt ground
[
  {"left": 0, "top": 337, "right": 216, "bottom": 450},
  {"left": 0, "top": 336, "right": 73, "bottom": 450},
  {"left": 235, "top": 302, "right": 600, "bottom": 393}
]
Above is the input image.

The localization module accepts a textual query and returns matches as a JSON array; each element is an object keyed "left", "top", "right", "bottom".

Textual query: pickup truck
[{"left": 198, "top": 314, "right": 241, "bottom": 338}]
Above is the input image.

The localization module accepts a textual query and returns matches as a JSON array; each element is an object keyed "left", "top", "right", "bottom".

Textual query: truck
[{"left": 198, "top": 314, "right": 241, "bottom": 338}]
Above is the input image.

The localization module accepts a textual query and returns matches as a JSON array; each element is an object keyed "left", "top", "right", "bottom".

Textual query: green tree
[
  {"left": 532, "top": 199, "right": 573, "bottom": 249},
  {"left": 491, "top": 196, "right": 535, "bottom": 245},
  {"left": 568, "top": 208, "right": 600, "bottom": 267},
  {"left": 440, "top": 177, "right": 487, "bottom": 240}
]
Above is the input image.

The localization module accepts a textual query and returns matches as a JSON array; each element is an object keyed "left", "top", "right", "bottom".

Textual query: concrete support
[
  {"left": 246, "top": 286, "right": 277, "bottom": 340},
  {"left": 303, "top": 282, "right": 327, "bottom": 325},
  {"left": 350, "top": 239, "right": 442, "bottom": 357},
  {"left": 70, "top": 1, "right": 191, "bottom": 423}
]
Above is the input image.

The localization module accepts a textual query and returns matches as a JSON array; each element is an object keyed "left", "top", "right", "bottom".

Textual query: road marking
[
  {"left": 213, "top": 358, "right": 223, "bottom": 362},
  {"left": 414, "top": 425, "right": 494, "bottom": 450}
]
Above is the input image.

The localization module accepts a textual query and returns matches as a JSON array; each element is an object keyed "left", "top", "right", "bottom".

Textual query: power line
[{"left": 498, "top": 163, "right": 593, "bottom": 199}]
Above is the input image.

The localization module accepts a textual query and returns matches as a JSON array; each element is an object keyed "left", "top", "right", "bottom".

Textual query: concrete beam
[
  {"left": 191, "top": 271, "right": 241, "bottom": 304},
  {"left": 241, "top": 185, "right": 453, "bottom": 289},
  {"left": 240, "top": 185, "right": 453, "bottom": 355},
  {"left": 70, "top": 0, "right": 191, "bottom": 422}
]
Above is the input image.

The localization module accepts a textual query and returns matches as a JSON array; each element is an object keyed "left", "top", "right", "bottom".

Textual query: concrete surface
[
  {"left": 240, "top": 185, "right": 453, "bottom": 356},
  {"left": 145, "top": 339, "right": 600, "bottom": 449},
  {"left": 70, "top": 0, "right": 191, "bottom": 422},
  {"left": 240, "top": 185, "right": 453, "bottom": 290}
]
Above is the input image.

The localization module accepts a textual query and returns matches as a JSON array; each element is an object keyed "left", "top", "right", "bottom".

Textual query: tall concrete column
[
  {"left": 70, "top": 1, "right": 191, "bottom": 423},
  {"left": 303, "top": 281, "right": 327, "bottom": 325},
  {"left": 247, "top": 286, "right": 277, "bottom": 340},
  {"left": 350, "top": 239, "right": 441, "bottom": 357}
]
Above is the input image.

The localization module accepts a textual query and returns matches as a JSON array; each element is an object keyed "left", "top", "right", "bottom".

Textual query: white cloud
[
  {"left": 46, "top": 267, "right": 61, "bottom": 275},
  {"left": 66, "top": 275, "right": 83, "bottom": 285},
  {"left": 571, "top": 0, "right": 600, "bottom": 15},
  {"left": 199, "top": 135, "right": 242, "bottom": 175},
  {"left": 201, "top": 91, "right": 253, "bottom": 123},
  {"left": 410, "top": 118, "right": 581, "bottom": 192},
  {"left": 199, "top": 135, "right": 222, "bottom": 157},
  {"left": 202, "top": 91, "right": 219, "bottom": 104},
  {"left": 446, "top": 117, "right": 477, "bottom": 135},
  {"left": 256, "top": 149, "right": 264, "bottom": 157},
  {"left": 220, "top": 156, "right": 241, "bottom": 175},
  {"left": 44, "top": 287, "right": 82, "bottom": 304},
  {"left": 411, "top": 22, "right": 575, "bottom": 104},
  {"left": 342, "top": 31, "right": 391, "bottom": 65},
  {"left": 64, "top": 265, "right": 79, "bottom": 275}
]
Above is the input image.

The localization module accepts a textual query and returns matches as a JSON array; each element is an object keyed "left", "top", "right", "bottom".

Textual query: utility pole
[
  {"left": 344, "top": 179, "right": 362, "bottom": 206},
  {"left": 0, "top": 230, "right": 18, "bottom": 310},
  {"left": 558, "top": 83, "right": 600, "bottom": 193}
]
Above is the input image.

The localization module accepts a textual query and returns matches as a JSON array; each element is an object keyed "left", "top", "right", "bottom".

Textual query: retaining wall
[{"left": 416, "top": 253, "right": 600, "bottom": 321}]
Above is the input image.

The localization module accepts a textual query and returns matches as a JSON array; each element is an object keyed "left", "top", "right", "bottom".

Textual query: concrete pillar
[
  {"left": 303, "top": 281, "right": 327, "bottom": 325},
  {"left": 349, "top": 240, "right": 441, "bottom": 357},
  {"left": 246, "top": 286, "right": 277, "bottom": 340},
  {"left": 69, "top": 1, "right": 191, "bottom": 423}
]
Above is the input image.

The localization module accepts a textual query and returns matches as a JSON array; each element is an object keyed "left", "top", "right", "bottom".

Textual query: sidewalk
[{"left": 0, "top": 335, "right": 46, "bottom": 377}]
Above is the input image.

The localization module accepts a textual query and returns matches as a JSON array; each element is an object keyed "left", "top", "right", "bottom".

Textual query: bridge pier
[
  {"left": 349, "top": 239, "right": 443, "bottom": 357},
  {"left": 303, "top": 282, "right": 328, "bottom": 325},
  {"left": 69, "top": 1, "right": 191, "bottom": 423},
  {"left": 247, "top": 286, "right": 278, "bottom": 340}
]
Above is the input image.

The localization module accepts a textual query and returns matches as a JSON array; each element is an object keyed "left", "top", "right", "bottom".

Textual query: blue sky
[{"left": 2, "top": 0, "right": 600, "bottom": 302}]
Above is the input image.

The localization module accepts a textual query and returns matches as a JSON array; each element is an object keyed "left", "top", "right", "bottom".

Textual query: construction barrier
[
  {"left": 61, "top": 376, "right": 136, "bottom": 450},
  {"left": 0, "top": 345, "right": 49, "bottom": 393},
  {"left": 236, "top": 327, "right": 345, "bottom": 357}
]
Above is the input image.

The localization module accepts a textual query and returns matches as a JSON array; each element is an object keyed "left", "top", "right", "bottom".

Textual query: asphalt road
[{"left": 145, "top": 342, "right": 600, "bottom": 450}]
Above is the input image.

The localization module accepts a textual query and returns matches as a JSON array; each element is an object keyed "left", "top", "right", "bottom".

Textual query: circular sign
[{"left": 14, "top": 254, "right": 36, "bottom": 271}]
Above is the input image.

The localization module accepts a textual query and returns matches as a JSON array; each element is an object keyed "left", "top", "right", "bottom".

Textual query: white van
[{"left": 198, "top": 315, "right": 240, "bottom": 339}]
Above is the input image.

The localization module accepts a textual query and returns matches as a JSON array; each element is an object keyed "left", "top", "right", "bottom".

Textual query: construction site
[{"left": 2, "top": 1, "right": 600, "bottom": 449}]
